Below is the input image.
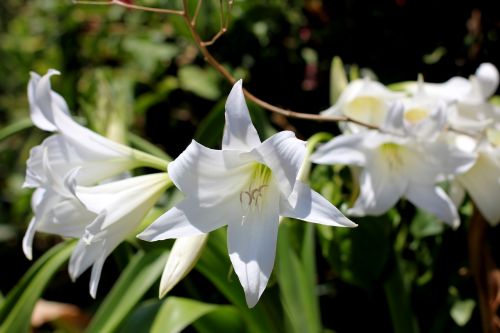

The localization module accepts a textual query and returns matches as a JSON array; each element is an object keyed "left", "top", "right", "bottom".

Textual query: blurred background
[{"left": 1, "top": 0, "right": 499, "bottom": 332}]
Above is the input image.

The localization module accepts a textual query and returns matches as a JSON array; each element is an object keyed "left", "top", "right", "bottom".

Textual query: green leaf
[
  {"left": 277, "top": 222, "right": 321, "bottom": 333},
  {"left": 330, "top": 56, "right": 348, "bottom": 105},
  {"left": 150, "top": 297, "right": 217, "bottom": 333},
  {"left": 194, "top": 99, "right": 226, "bottom": 148},
  {"left": 383, "top": 254, "right": 420, "bottom": 333},
  {"left": 0, "top": 240, "right": 76, "bottom": 333},
  {"left": 127, "top": 132, "right": 171, "bottom": 162},
  {"left": 85, "top": 248, "right": 169, "bottom": 333},
  {"left": 178, "top": 65, "right": 221, "bottom": 100},
  {"left": 119, "top": 300, "right": 162, "bottom": 333},
  {"left": 122, "top": 38, "right": 179, "bottom": 73},
  {"left": 348, "top": 216, "right": 391, "bottom": 288},
  {"left": 410, "top": 209, "right": 444, "bottom": 238},
  {"left": 0, "top": 117, "right": 33, "bottom": 142},
  {"left": 450, "top": 299, "right": 476, "bottom": 327},
  {"left": 193, "top": 306, "right": 246, "bottom": 333}
]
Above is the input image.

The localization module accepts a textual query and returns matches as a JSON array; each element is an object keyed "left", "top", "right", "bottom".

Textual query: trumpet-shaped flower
[
  {"left": 23, "top": 70, "right": 171, "bottom": 296},
  {"left": 24, "top": 70, "right": 166, "bottom": 188},
  {"left": 69, "top": 172, "right": 170, "bottom": 297},
  {"left": 311, "top": 129, "right": 476, "bottom": 228},
  {"left": 138, "top": 80, "right": 356, "bottom": 307},
  {"left": 23, "top": 154, "right": 96, "bottom": 260}
]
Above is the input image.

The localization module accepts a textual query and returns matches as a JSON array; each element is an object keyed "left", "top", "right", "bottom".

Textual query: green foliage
[
  {"left": 86, "top": 248, "right": 169, "bottom": 333},
  {"left": 0, "top": 240, "right": 76, "bottom": 333}
]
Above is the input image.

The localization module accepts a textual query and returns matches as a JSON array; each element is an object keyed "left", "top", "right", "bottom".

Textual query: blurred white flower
[
  {"left": 322, "top": 77, "right": 403, "bottom": 131},
  {"left": 406, "top": 63, "right": 500, "bottom": 133},
  {"left": 311, "top": 128, "right": 476, "bottom": 228},
  {"left": 138, "top": 80, "right": 356, "bottom": 308}
]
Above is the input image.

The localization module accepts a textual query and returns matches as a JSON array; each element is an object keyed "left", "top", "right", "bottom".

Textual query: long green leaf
[
  {"left": 277, "top": 222, "right": 321, "bottom": 333},
  {"left": 150, "top": 297, "right": 217, "bottom": 333},
  {"left": 127, "top": 132, "right": 171, "bottom": 162},
  {"left": 0, "top": 240, "right": 76, "bottom": 333},
  {"left": 85, "top": 248, "right": 169, "bottom": 333},
  {"left": 193, "top": 306, "right": 245, "bottom": 333},
  {"left": 0, "top": 117, "right": 33, "bottom": 142}
]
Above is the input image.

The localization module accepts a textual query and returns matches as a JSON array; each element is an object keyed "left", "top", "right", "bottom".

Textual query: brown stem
[{"left": 468, "top": 207, "right": 500, "bottom": 333}]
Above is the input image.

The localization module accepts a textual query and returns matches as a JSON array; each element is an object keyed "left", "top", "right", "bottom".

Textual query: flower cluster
[
  {"left": 24, "top": 70, "right": 170, "bottom": 297},
  {"left": 313, "top": 63, "right": 500, "bottom": 227},
  {"left": 24, "top": 70, "right": 355, "bottom": 307}
]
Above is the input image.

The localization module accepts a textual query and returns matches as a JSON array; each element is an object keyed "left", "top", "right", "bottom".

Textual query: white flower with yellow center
[
  {"left": 138, "top": 80, "right": 356, "bottom": 307},
  {"left": 406, "top": 63, "right": 500, "bottom": 133},
  {"left": 311, "top": 130, "right": 476, "bottom": 228}
]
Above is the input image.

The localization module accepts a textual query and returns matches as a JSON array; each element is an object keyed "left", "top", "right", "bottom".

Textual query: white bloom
[
  {"left": 322, "top": 78, "right": 403, "bottom": 131},
  {"left": 406, "top": 63, "right": 500, "bottom": 133},
  {"left": 23, "top": 69, "right": 172, "bottom": 297},
  {"left": 311, "top": 130, "right": 476, "bottom": 228},
  {"left": 22, "top": 154, "right": 95, "bottom": 260},
  {"left": 382, "top": 95, "right": 447, "bottom": 141},
  {"left": 24, "top": 70, "right": 166, "bottom": 188},
  {"left": 69, "top": 172, "right": 170, "bottom": 298},
  {"left": 138, "top": 80, "right": 356, "bottom": 307}
]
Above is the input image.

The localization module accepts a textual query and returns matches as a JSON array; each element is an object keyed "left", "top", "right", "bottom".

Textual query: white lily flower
[
  {"left": 311, "top": 130, "right": 476, "bottom": 228},
  {"left": 22, "top": 149, "right": 97, "bottom": 260},
  {"left": 322, "top": 78, "right": 403, "bottom": 131},
  {"left": 69, "top": 172, "right": 170, "bottom": 298},
  {"left": 24, "top": 70, "right": 167, "bottom": 188},
  {"left": 406, "top": 63, "right": 500, "bottom": 133},
  {"left": 382, "top": 95, "right": 447, "bottom": 141},
  {"left": 138, "top": 80, "right": 356, "bottom": 308}
]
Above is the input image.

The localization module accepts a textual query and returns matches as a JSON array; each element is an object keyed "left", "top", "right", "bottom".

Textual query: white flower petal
[
  {"left": 280, "top": 180, "right": 356, "bottom": 227},
  {"left": 222, "top": 80, "right": 261, "bottom": 150},
  {"left": 28, "top": 70, "right": 60, "bottom": 131},
  {"left": 311, "top": 133, "right": 366, "bottom": 166},
  {"left": 43, "top": 134, "right": 138, "bottom": 186},
  {"left": 349, "top": 157, "right": 406, "bottom": 216},
  {"left": 23, "top": 145, "right": 44, "bottom": 188},
  {"left": 168, "top": 140, "right": 250, "bottom": 206},
  {"left": 227, "top": 183, "right": 280, "bottom": 308},
  {"left": 475, "top": 63, "right": 499, "bottom": 99},
  {"left": 68, "top": 219, "right": 106, "bottom": 281},
  {"left": 406, "top": 184, "right": 460, "bottom": 228},
  {"left": 248, "top": 131, "right": 305, "bottom": 196},
  {"left": 89, "top": 254, "right": 106, "bottom": 299},
  {"left": 458, "top": 151, "right": 500, "bottom": 226},
  {"left": 159, "top": 234, "right": 208, "bottom": 298},
  {"left": 422, "top": 140, "right": 476, "bottom": 177},
  {"left": 22, "top": 217, "right": 37, "bottom": 260},
  {"left": 76, "top": 173, "right": 169, "bottom": 230},
  {"left": 138, "top": 198, "right": 235, "bottom": 240}
]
